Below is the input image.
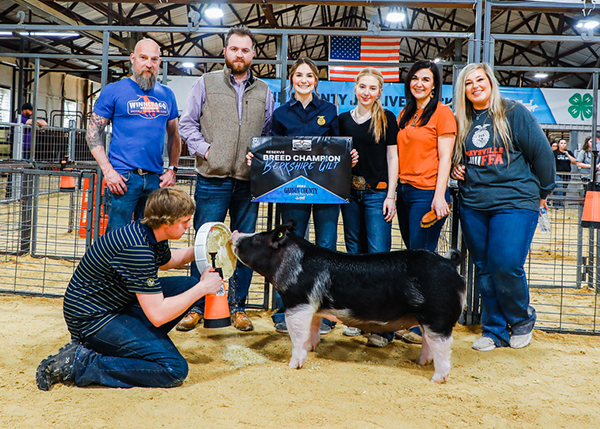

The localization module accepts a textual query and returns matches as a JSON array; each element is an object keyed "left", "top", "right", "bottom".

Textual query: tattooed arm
[{"left": 87, "top": 112, "right": 127, "bottom": 195}]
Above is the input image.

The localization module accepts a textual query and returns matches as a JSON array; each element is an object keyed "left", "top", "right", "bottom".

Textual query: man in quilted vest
[{"left": 178, "top": 25, "right": 274, "bottom": 332}]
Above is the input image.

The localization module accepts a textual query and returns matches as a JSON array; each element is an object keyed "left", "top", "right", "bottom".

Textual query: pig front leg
[{"left": 285, "top": 304, "right": 318, "bottom": 369}]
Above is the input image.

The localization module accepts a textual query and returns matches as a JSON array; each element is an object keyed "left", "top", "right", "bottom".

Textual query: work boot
[
  {"left": 36, "top": 341, "right": 79, "bottom": 391},
  {"left": 231, "top": 310, "right": 254, "bottom": 331},
  {"left": 176, "top": 311, "right": 203, "bottom": 331},
  {"left": 395, "top": 329, "right": 423, "bottom": 344}
]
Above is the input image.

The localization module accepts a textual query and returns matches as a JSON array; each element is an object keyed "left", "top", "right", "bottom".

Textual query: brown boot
[
  {"left": 176, "top": 311, "right": 202, "bottom": 331},
  {"left": 395, "top": 329, "right": 422, "bottom": 344},
  {"left": 231, "top": 311, "right": 254, "bottom": 331}
]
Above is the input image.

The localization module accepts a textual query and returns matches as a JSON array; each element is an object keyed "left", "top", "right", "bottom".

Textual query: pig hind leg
[
  {"left": 416, "top": 326, "right": 433, "bottom": 366},
  {"left": 285, "top": 304, "right": 319, "bottom": 369},
  {"left": 421, "top": 326, "right": 453, "bottom": 383}
]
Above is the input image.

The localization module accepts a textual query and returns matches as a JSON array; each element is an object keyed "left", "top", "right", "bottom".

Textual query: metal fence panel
[{"left": 0, "top": 166, "right": 598, "bottom": 335}]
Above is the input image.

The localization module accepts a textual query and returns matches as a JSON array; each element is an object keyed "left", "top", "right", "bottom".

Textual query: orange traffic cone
[
  {"left": 60, "top": 155, "right": 75, "bottom": 190},
  {"left": 203, "top": 252, "right": 231, "bottom": 329},
  {"left": 78, "top": 177, "right": 108, "bottom": 238},
  {"left": 582, "top": 182, "right": 600, "bottom": 228}
]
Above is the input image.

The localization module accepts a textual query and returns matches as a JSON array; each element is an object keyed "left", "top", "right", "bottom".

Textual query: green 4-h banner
[{"left": 540, "top": 89, "right": 597, "bottom": 125}]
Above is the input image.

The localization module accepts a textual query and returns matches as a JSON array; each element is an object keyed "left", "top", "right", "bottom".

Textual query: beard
[
  {"left": 225, "top": 57, "right": 251, "bottom": 76},
  {"left": 134, "top": 67, "right": 157, "bottom": 91}
]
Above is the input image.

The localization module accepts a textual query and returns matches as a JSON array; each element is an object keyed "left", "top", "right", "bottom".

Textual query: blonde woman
[
  {"left": 340, "top": 68, "right": 398, "bottom": 254},
  {"left": 339, "top": 68, "right": 399, "bottom": 346},
  {"left": 451, "top": 63, "right": 555, "bottom": 352}
]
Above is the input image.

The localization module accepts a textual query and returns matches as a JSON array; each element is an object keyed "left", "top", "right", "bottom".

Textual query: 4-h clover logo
[{"left": 568, "top": 93, "right": 593, "bottom": 121}]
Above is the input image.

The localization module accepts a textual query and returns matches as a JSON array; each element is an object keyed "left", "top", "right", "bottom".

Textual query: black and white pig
[{"left": 231, "top": 222, "right": 466, "bottom": 383}]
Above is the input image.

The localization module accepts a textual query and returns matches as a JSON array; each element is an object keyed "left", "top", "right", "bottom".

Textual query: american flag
[{"left": 329, "top": 36, "right": 400, "bottom": 82}]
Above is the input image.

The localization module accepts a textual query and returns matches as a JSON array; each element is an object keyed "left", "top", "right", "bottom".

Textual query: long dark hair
[
  {"left": 398, "top": 60, "right": 442, "bottom": 129},
  {"left": 287, "top": 57, "right": 320, "bottom": 99}
]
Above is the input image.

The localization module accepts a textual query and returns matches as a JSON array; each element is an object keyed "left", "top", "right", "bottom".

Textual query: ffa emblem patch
[
  {"left": 472, "top": 124, "right": 491, "bottom": 148},
  {"left": 147, "top": 278, "right": 157, "bottom": 287},
  {"left": 317, "top": 116, "right": 326, "bottom": 126}
]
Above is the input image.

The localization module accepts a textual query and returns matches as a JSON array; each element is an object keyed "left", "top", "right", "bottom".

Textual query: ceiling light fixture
[
  {"left": 386, "top": 8, "right": 405, "bottom": 23},
  {"left": 204, "top": 4, "right": 224, "bottom": 19},
  {"left": 534, "top": 73, "right": 548, "bottom": 79},
  {"left": 576, "top": 19, "right": 600, "bottom": 29},
  {"left": 19, "top": 31, "right": 79, "bottom": 37},
  {"left": 182, "top": 62, "right": 195, "bottom": 68}
]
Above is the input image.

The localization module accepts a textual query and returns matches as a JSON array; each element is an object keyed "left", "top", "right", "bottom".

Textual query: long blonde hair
[
  {"left": 355, "top": 67, "right": 387, "bottom": 143},
  {"left": 453, "top": 63, "right": 512, "bottom": 166}
]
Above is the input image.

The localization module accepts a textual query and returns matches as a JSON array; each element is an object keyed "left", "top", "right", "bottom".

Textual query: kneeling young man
[{"left": 36, "top": 187, "right": 222, "bottom": 390}]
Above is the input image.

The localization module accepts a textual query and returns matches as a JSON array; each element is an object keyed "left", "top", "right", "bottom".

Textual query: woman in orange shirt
[{"left": 396, "top": 60, "right": 456, "bottom": 252}]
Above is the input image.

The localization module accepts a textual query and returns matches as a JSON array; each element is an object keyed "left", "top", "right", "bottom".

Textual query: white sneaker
[
  {"left": 342, "top": 326, "right": 364, "bottom": 337},
  {"left": 472, "top": 336, "right": 496, "bottom": 351},
  {"left": 510, "top": 331, "right": 533, "bottom": 349}
]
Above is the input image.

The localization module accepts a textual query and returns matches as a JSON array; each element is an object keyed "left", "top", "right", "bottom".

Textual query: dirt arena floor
[{"left": 1, "top": 294, "right": 599, "bottom": 429}]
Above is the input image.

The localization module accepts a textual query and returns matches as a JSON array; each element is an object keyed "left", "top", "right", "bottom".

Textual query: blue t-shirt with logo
[{"left": 93, "top": 78, "right": 178, "bottom": 175}]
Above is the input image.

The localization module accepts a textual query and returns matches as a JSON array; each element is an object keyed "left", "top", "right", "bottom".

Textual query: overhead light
[
  {"left": 19, "top": 31, "right": 79, "bottom": 37},
  {"left": 534, "top": 73, "right": 548, "bottom": 79},
  {"left": 433, "top": 58, "right": 441, "bottom": 63},
  {"left": 182, "top": 62, "right": 195, "bottom": 68},
  {"left": 204, "top": 4, "right": 224, "bottom": 19},
  {"left": 386, "top": 9, "right": 405, "bottom": 23},
  {"left": 0, "top": 32, "right": 13, "bottom": 36},
  {"left": 576, "top": 19, "right": 600, "bottom": 30}
]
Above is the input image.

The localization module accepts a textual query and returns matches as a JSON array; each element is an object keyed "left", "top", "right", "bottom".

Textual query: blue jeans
[
  {"left": 190, "top": 175, "right": 259, "bottom": 313},
  {"left": 396, "top": 183, "right": 449, "bottom": 252},
  {"left": 341, "top": 188, "right": 391, "bottom": 254},
  {"left": 272, "top": 203, "right": 340, "bottom": 325},
  {"left": 553, "top": 174, "right": 569, "bottom": 207},
  {"left": 106, "top": 172, "right": 160, "bottom": 233},
  {"left": 280, "top": 203, "right": 340, "bottom": 250},
  {"left": 459, "top": 204, "right": 538, "bottom": 347},
  {"left": 341, "top": 188, "right": 394, "bottom": 341},
  {"left": 72, "top": 276, "right": 197, "bottom": 388}
]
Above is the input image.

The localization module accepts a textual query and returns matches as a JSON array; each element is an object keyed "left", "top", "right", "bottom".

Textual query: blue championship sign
[{"left": 250, "top": 136, "right": 352, "bottom": 204}]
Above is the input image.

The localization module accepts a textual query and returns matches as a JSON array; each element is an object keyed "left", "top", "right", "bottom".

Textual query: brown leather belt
[{"left": 351, "top": 175, "right": 387, "bottom": 190}]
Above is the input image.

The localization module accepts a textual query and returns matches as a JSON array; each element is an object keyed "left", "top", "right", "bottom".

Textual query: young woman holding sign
[
  {"left": 247, "top": 57, "right": 357, "bottom": 334},
  {"left": 338, "top": 67, "right": 399, "bottom": 347}
]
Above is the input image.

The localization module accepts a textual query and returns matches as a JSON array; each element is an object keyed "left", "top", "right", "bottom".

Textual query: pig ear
[
  {"left": 271, "top": 222, "right": 293, "bottom": 248},
  {"left": 285, "top": 219, "right": 296, "bottom": 232}
]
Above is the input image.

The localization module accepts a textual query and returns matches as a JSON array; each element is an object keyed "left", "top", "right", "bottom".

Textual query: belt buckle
[
  {"left": 137, "top": 168, "right": 148, "bottom": 175},
  {"left": 351, "top": 175, "right": 367, "bottom": 190}
]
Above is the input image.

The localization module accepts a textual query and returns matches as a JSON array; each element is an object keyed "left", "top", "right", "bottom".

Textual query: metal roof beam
[{"left": 12, "top": 0, "right": 126, "bottom": 50}]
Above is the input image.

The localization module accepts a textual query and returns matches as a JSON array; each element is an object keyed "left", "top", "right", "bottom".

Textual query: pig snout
[{"left": 230, "top": 230, "right": 250, "bottom": 255}]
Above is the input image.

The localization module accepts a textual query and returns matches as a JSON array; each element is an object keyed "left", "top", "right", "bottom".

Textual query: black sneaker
[
  {"left": 36, "top": 341, "right": 79, "bottom": 391},
  {"left": 275, "top": 321, "right": 288, "bottom": 333}
]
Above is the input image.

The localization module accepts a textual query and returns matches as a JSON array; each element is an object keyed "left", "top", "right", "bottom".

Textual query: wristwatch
[{"left": 167, "top": 165, "right": 178, "bottom": 173}]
